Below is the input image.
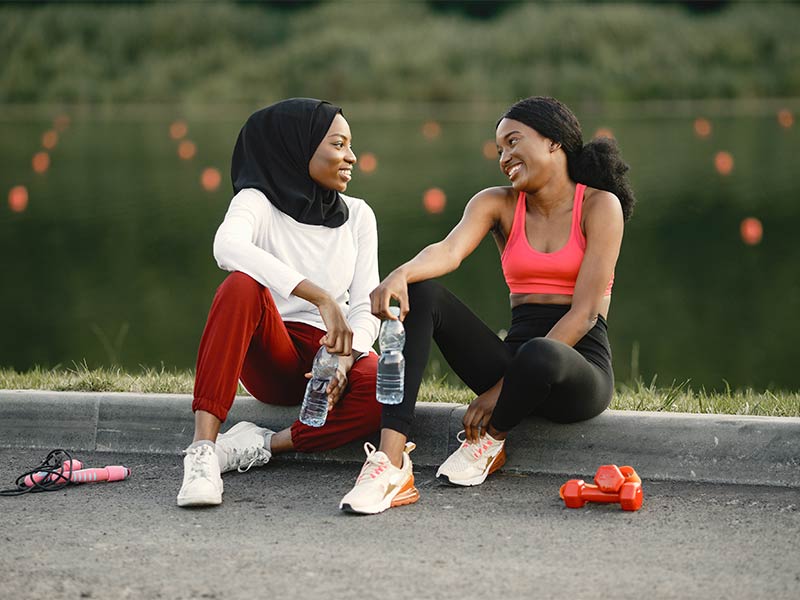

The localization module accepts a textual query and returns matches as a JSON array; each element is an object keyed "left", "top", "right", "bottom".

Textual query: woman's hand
[
  {"left": 317, "top": 297, "right": 353, "bottom": 356},
  {"left": 305, "top": 353, "right": 356, "bottom": 412},
  {"left": 462, "top": 379, "right": 503, "bottom": 443},
  {"left": 370, "top": 269, "right": 409, "bottom": 321},
  {"left": 327, "top": 354, "right": 356, "bottom": 411}
]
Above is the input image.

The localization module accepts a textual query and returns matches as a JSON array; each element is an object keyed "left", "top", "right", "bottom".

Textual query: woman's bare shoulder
[
  {"left": 467, "top": 186, "right": 517, "bottom": 213},
  {"left": 583, "top": 186, "right": 623, "bottom": 220}
]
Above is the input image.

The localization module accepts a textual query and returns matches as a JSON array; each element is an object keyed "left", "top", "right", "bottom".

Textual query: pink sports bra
[{"left": 501, "top": 183, "right": 613, "bottom": 296}]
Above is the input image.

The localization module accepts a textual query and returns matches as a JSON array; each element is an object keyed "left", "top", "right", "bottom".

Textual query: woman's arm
[
  {"left": 371, "top": 188, "right": 508, "bottom": 320},
  {"left": 214, "top": 190, "right": 354, "bottom": 354},
  {"left": 213, "top": 190, "right": 308, "bottom": 300},
  {"left": 546, "top": 189, "right": 624, "bottom": 346}
]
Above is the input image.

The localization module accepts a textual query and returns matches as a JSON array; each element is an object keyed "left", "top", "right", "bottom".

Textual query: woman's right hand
[
  {"left": 317, "top": 297, "right": 353, "bottom": 356},
  {"left": 370, "top": 269, "right": 409, "bottom": 321}
]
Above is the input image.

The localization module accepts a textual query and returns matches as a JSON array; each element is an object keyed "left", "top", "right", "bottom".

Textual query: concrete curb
[{"left": 1, "top": 390, "right": 798, "bottom": 487}]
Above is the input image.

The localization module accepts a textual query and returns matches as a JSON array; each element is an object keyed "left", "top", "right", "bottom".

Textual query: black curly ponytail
[{"left": 500, "top": 97, "right": 636, "bottom": 221}]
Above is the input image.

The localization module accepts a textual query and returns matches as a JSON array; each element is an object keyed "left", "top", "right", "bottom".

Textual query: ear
[{"left": 549, "top": 141, "right": 561, "bottom": 153}]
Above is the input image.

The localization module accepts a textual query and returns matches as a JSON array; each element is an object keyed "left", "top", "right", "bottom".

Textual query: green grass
[{"left": 1, "top": 365, "right": 797, "bottom": 417}]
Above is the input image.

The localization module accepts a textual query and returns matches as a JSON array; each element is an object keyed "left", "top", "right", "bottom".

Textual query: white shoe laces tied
[
  {"left": 186, "top": 445, "right": 216, "bottom": 480},
  {"left": 227, "top": 446, "right": 271, "bottom": 473},
  {"left": 356, "top": 442, "right": 391, "bottom": 484},
  {"left": 455, "top": 430, "right": 496, "bottom": 460}
]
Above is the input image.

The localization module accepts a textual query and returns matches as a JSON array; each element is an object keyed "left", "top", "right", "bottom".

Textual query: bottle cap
[{"left": 388, "top": 306, "right": 400, "bottom": 318}]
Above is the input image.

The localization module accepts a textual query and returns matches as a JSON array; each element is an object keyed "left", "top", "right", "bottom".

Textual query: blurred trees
[{"left": 0, "top": 0, "right": 797, "bottom": 104}]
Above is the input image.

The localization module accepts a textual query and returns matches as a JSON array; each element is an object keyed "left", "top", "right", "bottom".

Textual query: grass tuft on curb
[{"left": 1, "top": 365, "right": 797, "bottom": 417}]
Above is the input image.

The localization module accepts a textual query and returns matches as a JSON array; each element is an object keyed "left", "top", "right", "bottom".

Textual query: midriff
[{"left": 510, "top": 293, "right": 611, "bottom": 319}]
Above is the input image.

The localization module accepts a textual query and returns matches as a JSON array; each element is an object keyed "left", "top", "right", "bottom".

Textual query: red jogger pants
[{"left": 192, "top": 272, "right": 381, "bottom": 452}]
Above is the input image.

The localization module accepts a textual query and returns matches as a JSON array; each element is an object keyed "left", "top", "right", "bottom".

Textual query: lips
[{"left": 338, "top": 168, "right": 352, "bottom": 182}]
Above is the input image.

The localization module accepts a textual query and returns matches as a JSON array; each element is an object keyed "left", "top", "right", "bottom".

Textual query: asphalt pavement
[{"left": 1, "top": 449, "right": 798, "bottom": 600}]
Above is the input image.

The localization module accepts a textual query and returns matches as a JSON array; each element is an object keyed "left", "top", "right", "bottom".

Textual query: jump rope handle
[
  {"left": 68, "top": 466, "right": 131, "bottom": 483},
  {"left": 22, "top": 459, "right": 84, "bottom": 487}
]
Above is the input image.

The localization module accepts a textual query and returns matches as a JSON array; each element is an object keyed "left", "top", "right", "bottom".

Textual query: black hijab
[{"left": 231, "top": 98, "right": 349, "bottom": 227}]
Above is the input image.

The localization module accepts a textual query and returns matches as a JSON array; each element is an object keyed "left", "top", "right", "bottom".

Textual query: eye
[
  {"left": 333, "top": 141, "right": 345, "bottom": 148},
  {"left": 509, "top": 137, "right": 519, "bottom": 146}
]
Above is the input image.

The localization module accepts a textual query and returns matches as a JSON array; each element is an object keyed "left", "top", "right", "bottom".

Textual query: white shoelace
[
  {"left": 186, "top": 445, "right": 216, "bottom": 480},
  {"left": 455, "top": 430, "right": 499, "bottom": 460},
  {"left": 355, "top": 443, "right": 391, "bottom": 484},
  {"left": 225, "top": 446, "right": 271, "bottom": 473}
]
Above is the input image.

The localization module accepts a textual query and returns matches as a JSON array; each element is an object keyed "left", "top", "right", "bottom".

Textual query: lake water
[{"left": 1, "top": 104, "right": 797, "bottom": 391}]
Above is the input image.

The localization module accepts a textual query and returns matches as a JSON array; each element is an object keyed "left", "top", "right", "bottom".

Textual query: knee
[
  {"left": 407, "top": 280, "right": 444, "bottom": 315},
  {"left": 513, "top": 338, "right": 567, "bottom": 383},
  {"left": 216, "top": 272, "right": 269, "bottom": 307}
]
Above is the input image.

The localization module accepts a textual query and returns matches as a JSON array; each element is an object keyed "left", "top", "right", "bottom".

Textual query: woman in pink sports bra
[{"left": 339, "top": 97, "right": 635, "bottom": 515}]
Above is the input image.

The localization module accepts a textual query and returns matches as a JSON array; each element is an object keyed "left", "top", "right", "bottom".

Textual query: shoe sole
[
  {"left": 340, "top": 475, "right": 420, "bottom": 515},
  {"left": 177, "top": 492, "right": 222, "bottom": 507},
  {"left": 437, "top": 446, "right": 507, "bottom": 487}
]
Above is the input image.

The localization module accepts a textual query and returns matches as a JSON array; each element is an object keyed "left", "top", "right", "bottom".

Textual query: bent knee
[
  {"left": 514, "top": 338, "right": 569, "bottom": 381},
  {"left": 407, "top": 280, "right": 443, "bottom": 308},
  {"left": 217, "top": 272, "right": 267, "bottom": 302}
]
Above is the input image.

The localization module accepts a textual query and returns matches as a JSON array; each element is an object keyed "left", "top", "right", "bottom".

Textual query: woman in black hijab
[{"left": 178, "top": 98, "right": 382, "bottom": 508}]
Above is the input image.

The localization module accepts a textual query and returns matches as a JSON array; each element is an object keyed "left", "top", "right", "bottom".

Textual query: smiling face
[
  {"left": 308, "top": 113, "right": 357, "bottom": 192},
  {"left": 495, "top": 117, "right": 558, "bottom": 192}
]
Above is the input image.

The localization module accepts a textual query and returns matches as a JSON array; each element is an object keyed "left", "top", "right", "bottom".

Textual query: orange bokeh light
[
  {"left": 422, "top": 120, "right": 442, "bottom": 140},
  {"left": 482, "top": 140, "right": 498, "bottom": 160},
  {"left": 32, "top": 151, "right": 50, "bottom": 174},
  {"left": 694, "top": 118, "right": 712, "bottom": 138},
  {"left": 53, "top": 114, "right": 70, "bottom": 132},
  {"left": 170, "top": 120, "right": 188, "bottom": 140},
  {"left": 714, "top": 151, "right": 734, "bottom": 176},
  {"left": 178, "top": 140, "right": 197, "bottom": 160},
  {"left": 423, "top": 188, "right": 447, "bottom": 214},
  {"left": 8, "top": 186, "right": 28, "bottom": 213},
  {"left": 42, "top": 130, "right": 59, "bottom": 150},
  {"left": 740, "top": 217, "right": 763, "bottom": 246},
  {"left": 358, "top": 152, "right": 378, "bottom": 174},
  {"left": 777, "top": 109, "right": 794, "bottom": 129},
  {"left": 593, "top": 127, "right": 614, "bottom": 140},
  {"left": 201, "top": 167, "right": 222, "bottom": 192}
]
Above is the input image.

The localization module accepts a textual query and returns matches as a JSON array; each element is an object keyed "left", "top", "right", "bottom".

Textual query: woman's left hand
[
  {"left": 462, "top": 378, "right": 503, "bottom": 443},
  {"left": 305, "top": 353, "right": 356, "bottom": 412}
]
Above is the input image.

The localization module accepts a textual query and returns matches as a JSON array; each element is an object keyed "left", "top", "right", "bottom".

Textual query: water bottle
[
  {"left": 377, "top": 306, "right": 405, "bottom": 405},
  {"left": 299, "top": 347, "right": 338, "bottom": 427}
]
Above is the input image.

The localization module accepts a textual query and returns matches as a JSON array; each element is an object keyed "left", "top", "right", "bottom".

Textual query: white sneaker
[
  {"left": 339, "top": 442, "right": 420, "bottom": 515},
  {"left": 215, "top": 421, "right": 274, "bottom": 474},
  {"left": 177, "top": 443, "right": 223, "bottom": 507},
  {"left": 436, "top": 431, "right": 506, "bottom": 486}
]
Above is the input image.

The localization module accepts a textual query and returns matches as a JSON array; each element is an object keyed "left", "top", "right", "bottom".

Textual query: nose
[
  {"left": 499, "top": 147, "right": 512, "bottom": 167},
  {"left": 345, "top": 146, "right": 356, "bottom": 164}
]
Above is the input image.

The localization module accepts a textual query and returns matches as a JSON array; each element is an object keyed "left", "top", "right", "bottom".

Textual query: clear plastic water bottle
[
  {"left": 377, "top": 306, "right": 405, "bottom": 405},
  {"left": 299, "top": 347, "right": 338, "bottom": 427}
]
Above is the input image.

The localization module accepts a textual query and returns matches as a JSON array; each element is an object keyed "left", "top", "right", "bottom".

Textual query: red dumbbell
[{"left": 560, "top": 464, "right": 643, "bottom": 511}]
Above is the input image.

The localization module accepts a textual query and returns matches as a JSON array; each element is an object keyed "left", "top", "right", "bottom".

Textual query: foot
[
  {"left": 435, "top": 431, "right": 506, "bottom": 486},
  {"left": 339, "top": 442, "right": 419, "bottom": 515},
  {"left": 177, "top": 443, "right": 223, "bottom": 507},
  {"left": 215, "top": 421, "right": 274, "bottom": 474}
]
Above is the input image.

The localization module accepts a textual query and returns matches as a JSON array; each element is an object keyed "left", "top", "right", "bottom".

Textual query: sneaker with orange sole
[
  {"left": 339, "top": 442, "right": 419, "bottom": 515},
  {"left": 435, "top": 431, "right": 506, "bottom": 486}
]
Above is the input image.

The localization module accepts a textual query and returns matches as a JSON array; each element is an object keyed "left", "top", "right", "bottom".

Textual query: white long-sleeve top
[{"left": 213, "top": 188, "right": 380, "bottom": 353}]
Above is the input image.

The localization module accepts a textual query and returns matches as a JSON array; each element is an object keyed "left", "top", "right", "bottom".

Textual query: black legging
[{"left": 381, "top": 281, "right": 614, "bottom": 436}]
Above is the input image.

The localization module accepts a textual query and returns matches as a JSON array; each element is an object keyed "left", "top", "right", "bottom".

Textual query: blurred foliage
[{"left": 0, "top": 0, "right": 798, "bottom": 104}]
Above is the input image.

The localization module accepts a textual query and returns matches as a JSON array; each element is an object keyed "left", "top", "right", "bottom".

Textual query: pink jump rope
[
  {"left": 0, "top": 450, "right": 131, "bottom": 495},
  {"left": 22, "top": 460, "right": 131, "bottom": 487}
]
